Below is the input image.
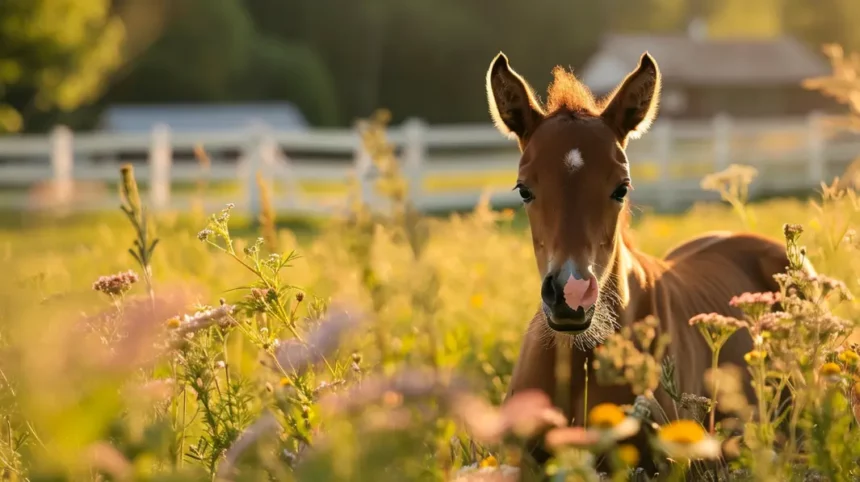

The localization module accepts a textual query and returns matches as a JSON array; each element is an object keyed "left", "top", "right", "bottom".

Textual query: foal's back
[{"left": 652, "top": 232, "right": 790, "bottom": 405}]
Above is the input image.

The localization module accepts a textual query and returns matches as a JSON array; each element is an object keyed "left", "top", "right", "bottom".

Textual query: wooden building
[{"left": 579, "top": 31, "right": 837, "bottom": 119}]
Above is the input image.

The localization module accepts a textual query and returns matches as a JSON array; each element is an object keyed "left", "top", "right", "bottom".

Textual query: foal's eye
[
  {"left": 514, "top": 183, "right": 535, "bottom": 203},
  {"left": 611, "top": 182, "right": 631, "bottom": 202}
]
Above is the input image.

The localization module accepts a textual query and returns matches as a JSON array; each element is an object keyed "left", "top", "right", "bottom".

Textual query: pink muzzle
[{"left": 563, "top": 275, "right": 598, "bottom": 311}]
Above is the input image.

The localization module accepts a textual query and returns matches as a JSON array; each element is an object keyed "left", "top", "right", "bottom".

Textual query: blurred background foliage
[{"left": 2, "top": 0, "right": 860, "bottom": 133}]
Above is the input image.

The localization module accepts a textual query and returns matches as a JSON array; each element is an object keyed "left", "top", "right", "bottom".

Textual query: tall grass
[{"left": 1, "top": 50, "right": 860, "bottom": 482}]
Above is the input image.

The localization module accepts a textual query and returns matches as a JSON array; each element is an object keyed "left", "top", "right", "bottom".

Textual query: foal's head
[{"left": 486, "top": 52, "right": 661, "bottom": 339}]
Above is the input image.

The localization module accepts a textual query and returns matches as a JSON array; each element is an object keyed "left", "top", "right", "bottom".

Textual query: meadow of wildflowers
[{"left": 2, "top": 48, "right": 860, "bottom": 482}]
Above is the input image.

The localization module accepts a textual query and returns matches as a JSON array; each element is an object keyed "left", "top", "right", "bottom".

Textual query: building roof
[
  {"left": 99, "top": 103, "right": 309, "bottom": 133},
  {"left": 579, "top": 34, "right": 830, "bottom": 93}
]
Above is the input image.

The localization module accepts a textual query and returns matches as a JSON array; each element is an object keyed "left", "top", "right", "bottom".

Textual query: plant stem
[
  {"left": 554, "top": 346, "right": 571, "bottom": 421},
  {"left": 710, "top": 346, "right": 721, "bottom": 434},
  {"left": 668, "top": 460, "right": 689, "bottom": 482}
]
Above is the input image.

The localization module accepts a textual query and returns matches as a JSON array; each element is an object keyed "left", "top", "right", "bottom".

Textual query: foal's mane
[
  {"left": 618, "top": 208, "right": 637, "bottom": 252},
  {"left": 545, "top": 67, "right": 604, "bottom": 117}
]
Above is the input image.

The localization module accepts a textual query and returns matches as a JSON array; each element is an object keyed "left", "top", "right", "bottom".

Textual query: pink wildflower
[
  {"left": 92, "top": 270, "right": 139, "bottom": 297},
  {"left": 730, "top": 292, "right": 780, "bottom": 319},
  {"left": 783, "top": 223, "right": 803, "bottom": 242},
  {"left": 757, "top": 311, "right": 791, "bottom": 332},
  {"left": 730, "top": 292, "right": 780, "bottom": 308},
  {"left": 816, "top": 275, "right": 853, "bottom": 302},
  {"left": 688, "top": 313, "right": 745, "bottom": 329},
  {"left": 689, "top": 313, "right": 746, "bottom": 350},
  {"left": 545, "top": 426, "right": 601, "bottom": 449}
]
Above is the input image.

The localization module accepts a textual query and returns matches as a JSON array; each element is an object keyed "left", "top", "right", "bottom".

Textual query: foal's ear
[
  {"left": 486, "top": 52, "right": 545, "bottom": 140},
  {"left": 601, "top": 52, "right": 661, "bottom": 141}
]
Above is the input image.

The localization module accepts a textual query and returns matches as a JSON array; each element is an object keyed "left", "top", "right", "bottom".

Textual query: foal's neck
[{"left": 607, "top": 232, "right": 666, "bottom": 328}]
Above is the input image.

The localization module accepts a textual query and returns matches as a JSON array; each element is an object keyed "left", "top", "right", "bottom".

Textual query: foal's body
[{"left": 509, "top": 230, "right": 788, "bottom": 468}]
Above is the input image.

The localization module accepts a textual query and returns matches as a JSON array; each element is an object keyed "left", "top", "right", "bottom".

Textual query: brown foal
[{"left": 486, "top": 51, "right": 793, "bottom": 472}]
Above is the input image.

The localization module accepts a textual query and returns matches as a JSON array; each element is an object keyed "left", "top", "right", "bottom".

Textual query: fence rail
[{"left": 1, "top": 112, "right": 859, "bottom": 216}]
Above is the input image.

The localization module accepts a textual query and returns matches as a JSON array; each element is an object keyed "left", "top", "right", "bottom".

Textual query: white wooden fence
[{"left": 0, "top": 113, "right": 859, "bottom": 216}]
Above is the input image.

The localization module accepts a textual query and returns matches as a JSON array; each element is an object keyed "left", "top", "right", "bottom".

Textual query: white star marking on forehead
[{"left": 564, "top": 148, "right": 584, "bottom": 172}]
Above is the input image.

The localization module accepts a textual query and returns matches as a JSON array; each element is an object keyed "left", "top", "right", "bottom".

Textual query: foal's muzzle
[{"left": 541, "top": 261, "right": 598, "bottom": 332}]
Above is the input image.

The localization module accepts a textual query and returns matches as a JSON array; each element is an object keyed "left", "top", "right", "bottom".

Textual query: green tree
[
  {"left": 0, "top": 0, "right": 125, "bottom": 133},
  {"left": 111, "top": 0, "right": 340, "bottom": 127},
  {"left": 108, "top": 0, "right": 253, "bottom": 103},
  {"left": 246, "top": 0, "right": 605, "bottom": 125},
  {"left": 234, "top": 36, "right": 340, "bottom": 126}
]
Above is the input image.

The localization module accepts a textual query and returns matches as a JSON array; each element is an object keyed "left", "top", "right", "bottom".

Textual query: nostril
[{"left": 541, "top": 275, "right": 558, "bottom": 306}]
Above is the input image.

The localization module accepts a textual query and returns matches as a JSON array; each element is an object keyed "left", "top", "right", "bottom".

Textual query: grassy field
[{"left": 2, "top": 116, "right": 860, "bottom": 482}]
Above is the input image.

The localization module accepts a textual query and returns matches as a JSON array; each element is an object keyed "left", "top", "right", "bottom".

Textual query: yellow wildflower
[
  {"left": 838, "top": 350, "right": 860, "bottom": 366},
  {"left": 617, "top": 444, "right": 640, "bottom": 467},
  {"left": 586, "top": 403, "right": 640, "bottom": 441},
  {"left": 821, "top": 362, "right": 842, "bottom": 376},
  {"left": 589, "top": 403, "right": 625, "bottom": 428},
  {"left": 279, "top": 377, "right": 291, "bottom": 387},
  {"left": 820, "top": 362, "right": 843, "bottom": 382},
  {"left": 656, "top": 420, "right": 720, "bottom": 460},
  {"left": 744, "top": 350, "right": 767, "bottom": 364},
  {"left": 166, "top": 316, "right": 181, "bottom": 329},
  {"left": 479, "top": 455, "right": 498, "bottom": 468}
]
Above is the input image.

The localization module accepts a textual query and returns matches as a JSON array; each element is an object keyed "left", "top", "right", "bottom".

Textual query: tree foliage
[
  {"left": 0, "top": 0, "right": 125, "bottom": 132},
  {"left": 235, "top": 37, "right": 340, "bottom": 127},
  {"left": 108, "top": 0, "right": 253, "bottom": 103}
]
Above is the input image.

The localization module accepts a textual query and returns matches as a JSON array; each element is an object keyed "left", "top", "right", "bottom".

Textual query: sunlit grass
[
  {"left": 3, "top": 88, "right": 860, "bottom": 479},
  {"left": 2, "top": 167, "right": 859, "bottom": 481}
]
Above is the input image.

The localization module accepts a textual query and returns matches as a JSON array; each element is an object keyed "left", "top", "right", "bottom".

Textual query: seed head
[{"left": 119, "top": 164, "right": 142, "bottom": 215}]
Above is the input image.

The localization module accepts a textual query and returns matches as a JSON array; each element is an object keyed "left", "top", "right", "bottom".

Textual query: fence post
[
  {"left": 712, "top": 113, "right": 732, "bottom": 172},
  {"left": 402, "top": 118, "right": 426, "bottom": 205},
  {"left": 807, "top": 111, "right": 825, "bottom": 187},
  {"left": 50, "top": 125, "right": 73, "bottom": 207},
  {"left": 353, "top": 121, "right": 376, "bottom": 210},
  {"left": 244, "top": 124, "right": 269, "bottom": 217},
  {"left": 272, "top": 138, "right": 300, "bottom": 211},
  {"left": 655, "top": 120, "right": 674, "bottom": 211},
  {"left": 149, "top": 123, "right": 172, "bottom": 210},
  {"left": 257, "top": 128, "right": 285, "bottom": 212}
]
